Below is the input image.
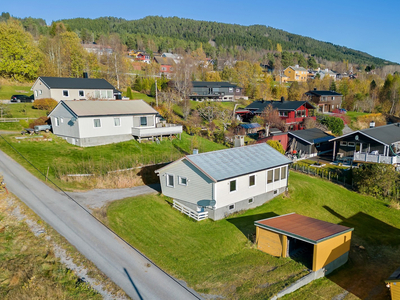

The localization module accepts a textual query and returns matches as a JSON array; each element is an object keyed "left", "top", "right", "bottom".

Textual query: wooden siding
[
  {"left": 390, "top": 282, "right": 400, "bottom": 300},
  {"left": 312, "top": 231, "right": 352, "bottom": 271},
  {"left": 256, "top": 227, "right": 286, "bottom": 257},
  {"left": 158, "top": 159, "right": 214, "bottom": 207}
]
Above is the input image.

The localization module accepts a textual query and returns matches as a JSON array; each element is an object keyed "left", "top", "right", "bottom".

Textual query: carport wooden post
[{"left": 282, "top": 235, "right": 288, "bottom": 258}]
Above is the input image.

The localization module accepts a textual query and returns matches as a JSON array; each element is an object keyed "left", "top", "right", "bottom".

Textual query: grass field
[
  {"left": 106, "top": 171, "right": 399, "bottom": 299},
  {"left": 0, "top": 84, "right": 32, "bottom": 100},
  {"left": 0, "top": 194, "right": 102, "bottom": 299},
  {"left": 0, "top": 132, "right": 226, "bottom": 190},
  {"left": 345, "top": 111, "right": 370, "bottom": 122}
]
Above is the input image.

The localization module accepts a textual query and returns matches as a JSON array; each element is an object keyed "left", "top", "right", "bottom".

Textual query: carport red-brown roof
[{"left": 255, "top": 213, "right": 353, "bottom": 244}]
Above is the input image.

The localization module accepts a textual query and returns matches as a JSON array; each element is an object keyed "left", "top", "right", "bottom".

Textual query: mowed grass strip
[
  {"left": 0, "top": 84, "right": 32, "bottom": 100},
  {"left": 0, "top": 132, "right": 226, "bottom": 190},
  {"left": 107, "top": 171, "right": 400, "bottom": 300}
]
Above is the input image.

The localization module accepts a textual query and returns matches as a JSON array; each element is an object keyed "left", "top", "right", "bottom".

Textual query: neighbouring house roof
[
  {"left": 330, "top": 123, "right": 400, "bottom": 146},
  {"left": 239, "top": 123, "right": 261, "bottom": 129},
  {"left": 305, "top": 90, "right": 342, "bottom": 97},
  {"left": 35, "top": 77, "right": 116, "bottom": 90},
  {"left": 156, "top": 143, "right": 292, "bottom": 182},
  {"left": 287, "top": 66, "right": 307, "bottom": 72},
  {"left": 153, "top": 56, "right": 175, "bottom": 66},
  {"left": 245, "top": 100, "right": 315, "bottom": 114},
  {"left": 192, "top": 81, "right": 238, "bottom": 88},
  {"left": 255, "top": 213, "right": 353, "bottom": 244},
  {"left": 386, "top": 267, "right": 400, "bottom": 283},
  {"left": 288, "top": 128, "right": 334, "bottom": 145},
  {"left": 49, "top": 100, "right": 157, "bottom": 118}
]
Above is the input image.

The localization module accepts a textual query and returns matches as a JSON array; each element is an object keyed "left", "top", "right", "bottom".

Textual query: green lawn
[
  {"left": 0, "top": 84, "right": 32, "bottom": 100},
  {"left": 129, "top": 92, "right": 156, "bottom": 104},
  {"left": 0, "top": 132, "right": 226, "bottom": 190},
  {"left": 346, "top": 111, "right": 369, "bottom": 122},
  {"left": 6, "top": 103, "right": 47, "bottom": 118},
  {"left": 106, "top": 171, "right": 400, "bottom": 299}
]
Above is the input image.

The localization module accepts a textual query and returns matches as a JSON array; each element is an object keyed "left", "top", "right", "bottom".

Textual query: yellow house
[
  {"left": 283, "top": 65, "right": 308, "bottom": 82},
  {"left": 386, "top": 267, "right": 400, "bottom": 300},
  {"left": 255, "top": 213, "right": 353, "bottom": 274}
]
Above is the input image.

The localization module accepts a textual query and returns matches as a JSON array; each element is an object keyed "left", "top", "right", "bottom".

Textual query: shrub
[
  {"left": 303, "top": 117, "right": 316, "bottom": 129},
  {"left": 29, "top": 116, "right": 50, "bottom": 129},
  {"left": 33, "top": 98, "right": 58, "bottom": 111},
  {"left": 320, "top": 116, "right": 344, "bottom": 135},
  {"left": 267, "top": 140, "right": 285, "bottom": 154}
]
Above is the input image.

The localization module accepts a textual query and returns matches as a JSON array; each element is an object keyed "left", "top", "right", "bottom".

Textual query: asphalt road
[{"left": 0, "top": 148, "right": 202, "bottom": 300}]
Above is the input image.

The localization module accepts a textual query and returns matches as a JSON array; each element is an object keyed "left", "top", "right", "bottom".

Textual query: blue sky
[{"left": 4, "top": 0, "right": 400, "bottom": 64}]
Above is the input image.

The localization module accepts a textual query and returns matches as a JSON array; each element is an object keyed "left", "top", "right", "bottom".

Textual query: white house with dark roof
[
  {"left": 48, "top": 100, "right": 182, "bottom": 147},
  {"left": 31, "top": 77, "right": 118, "bottom": 101},
  {"left": 155, "top": 143, "right": 292, "bottom": 221}
]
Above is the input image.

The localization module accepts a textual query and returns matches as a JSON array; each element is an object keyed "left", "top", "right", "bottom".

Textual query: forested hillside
[{"left": 58, "top": 16, "right": 394, "bottom": 67}]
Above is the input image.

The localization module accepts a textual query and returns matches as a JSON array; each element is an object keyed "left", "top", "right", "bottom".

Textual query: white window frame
[
  {"left": 140, "top": 116, "right": 147, "bottom": 126},
  {"left": 178, "top": 176, "right": 188, "bottom": 186},
  {"left": 63, "top": 90, "right": 69, "bottom": 97},
  {"left": 93, "top": 118, "right": 101, "bottom": 128},
  {"left": 114, "top": 117, "right": 121, "bottom": 127},
  {"left": 281, "top": 166, "right": 287, "bottom": 180},
  {"left": 274, "top": 168, "right": 280, "bottom": 182},
  {"left": 248, "top": 198, "right": 254, "bottom": 204},
  {"left": 39, "top": 90, "right": 42, "bottom": 95},
  {"left": 340, "top": 141, "right": 347, "bottom": 146},
  {"left": 267, "top": 169, "right": 273, "bottom": 184},
  {"left": 54, "top": 117, "right": 59, "bottom": 127},
  {"left": 228, "top": 204, "right": 235, "bottom": 210},
  {"left": 348, "top": 142, "right": 355, "bottom": 147},
  {"left": 79, "top": 90, "right": 85, "bottom": 97},
  {"left": 166, "top": 174, "right": 174, "bottom": 188},
  {"left": 60, "top": 117, "right": 64, "bottom": 123},
  {"left": 249, "top": 174, "right": 256, "bottom": 187},
  {"left": 229, "top": 180, "right": 237, "bottom": 193}
]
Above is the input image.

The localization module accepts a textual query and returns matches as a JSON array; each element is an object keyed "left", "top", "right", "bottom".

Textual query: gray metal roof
[
  {"left": 288, "top": 128, "right": 334, "bottom": 145},
  {"left": 54, "top": 100, "right": 157, "bottom": 117},
  {"left": 39, "top": 77, "right": 116, "bottom": 90},
  {"left": 185, "top": 143, "right": 292, "bottom": 181}
]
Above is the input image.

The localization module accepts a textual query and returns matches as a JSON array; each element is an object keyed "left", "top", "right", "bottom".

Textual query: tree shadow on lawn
[
  {"left": 226, "top": 212, "right": 278, "bottom": 241},
  {"left": 323, "top": 205, "right": 400, "bottom": 300}
]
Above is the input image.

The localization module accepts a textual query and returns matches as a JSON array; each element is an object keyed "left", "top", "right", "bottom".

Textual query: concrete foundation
[{"left": 61, "top": 134, "right": 134, "bottom": 147}]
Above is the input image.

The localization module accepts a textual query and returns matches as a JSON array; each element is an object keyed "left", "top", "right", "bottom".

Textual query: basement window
[
  {"left": 228, "top": 204, "right": 235, "bottom": 210},
  {"left": 248, "top": 198, "right": 254, "bottom": 204}
]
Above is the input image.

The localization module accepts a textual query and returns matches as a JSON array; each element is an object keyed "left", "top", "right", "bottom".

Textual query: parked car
[
  {"left": 338, "top": 108, "right": 347, "bottom": 114},
  {"left": 10, "top": 95, "right": 34, "bottom": 103}
]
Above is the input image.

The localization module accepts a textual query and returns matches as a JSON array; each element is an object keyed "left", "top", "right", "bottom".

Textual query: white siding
[
  {"left": 78, "top": 115, "right": 134, "bottom": 138},
  {"left": 50, "top": 104, "right": 80, "bottom": 138},
  {"left": 158, "top": 160, "right": 214, "bottom": 207},
  {"left": 49, "top": 89, "right": 114, "bottom": 101},
  {"left": 214, "top": 165, "right": 289, "bottom": 209}
]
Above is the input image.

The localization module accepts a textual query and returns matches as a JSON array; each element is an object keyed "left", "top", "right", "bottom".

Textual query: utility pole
[{"left": 155, "top": 79, "right": 158, "bottom": 106}]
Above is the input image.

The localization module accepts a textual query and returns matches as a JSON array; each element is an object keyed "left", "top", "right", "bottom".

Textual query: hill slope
[{"left": 59, "top": 15, "right": 395, "bottom": 66}]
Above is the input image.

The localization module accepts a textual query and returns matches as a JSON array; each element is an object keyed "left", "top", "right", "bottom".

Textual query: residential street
[{"left": 0, "top": 148, "right": 202, "bottom": 300}]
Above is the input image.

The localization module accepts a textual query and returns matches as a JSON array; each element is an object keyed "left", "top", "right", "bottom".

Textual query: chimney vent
[
  {"left": 234, "top": 135, "right": 244, "bottom": 148},
  {"left": 193, "top": 149, "right": 199, "bottom": 155},
  {"left": 370, "top": 121, "right": 375, "bottom": 128}
]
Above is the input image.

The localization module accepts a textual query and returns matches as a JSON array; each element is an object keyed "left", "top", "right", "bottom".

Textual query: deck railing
[
  {"left": 353, "top": 152, "right": 398, "bottom": 165},
  {"left": 173, "top": 200, "right": 208, "bottom": 221}
]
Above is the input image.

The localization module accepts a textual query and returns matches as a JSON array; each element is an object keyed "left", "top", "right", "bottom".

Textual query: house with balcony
[
  {"left": 288, "top": 128, "right": 335, "bottom": 157},
  {"left": 305, "top": 89, "right": 343, "bottom": 113},
  {"left": 236, "top": 99, "right": 316, "bottom": 130},
  {"left": 155, "top": 143, "right": 292, "bottom": 221},
  {"left": 190, "top": 81, "right": 244, "bottom": 101},
  {"left": 48, "top": 100, "right": 182, "bottom": 147},
  {"left": 329, "top": 123, "right": 400, "bottom": 167}
]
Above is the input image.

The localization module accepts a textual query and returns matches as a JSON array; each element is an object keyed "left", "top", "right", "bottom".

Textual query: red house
[
  {"left": 136, "top": 52, "right": 150, "bottom": 64},
  {"left": 236, "top": 99, "right": 316, "bottom": 131},
  {"left": 153, "top": 56, "right": 175, "bottom": 78}
]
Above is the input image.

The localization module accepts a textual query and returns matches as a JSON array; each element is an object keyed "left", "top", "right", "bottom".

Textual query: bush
[
  {"left": 267, "top": 140, "right": 285, "bottom": 154},
  {"left": 303, "top": 117, "right": 316, "bottom": 129},
  {"left": 33, "top": 98, "right": 58, "bottom": 111},
  {"left": 29, "top": 116, "right": 49, "bottom": 129},
  {"left": 320, "top": 116, "right": 344, "bottom": 135}
]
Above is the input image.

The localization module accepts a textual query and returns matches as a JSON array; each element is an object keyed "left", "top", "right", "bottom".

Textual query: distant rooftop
[
  {"left": 245, "top": 100, "right": 315, "bottom": 113},
  {"left": 288, "top": 128, "right": 334, "bottom": 144},
  {"left": 37, "top": 77, "right": 115, "bottom": 90}
]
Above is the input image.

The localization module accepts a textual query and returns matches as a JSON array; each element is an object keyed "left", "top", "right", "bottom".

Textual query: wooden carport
[{"left": 255, "top": 213, "right": 353, "bottom": 274}]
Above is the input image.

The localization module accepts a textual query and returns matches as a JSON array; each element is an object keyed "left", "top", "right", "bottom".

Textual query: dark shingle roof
[
  {"left": 192, "top": 81, "right": 238, "bottom": 88},
  {"left": 386, "top": 266, "right": 400, "bottom": 282},
  {"left": 288, "top": 128, "right": 334, "bottom": 144},
  {"left": 331, "top": 123, "right": 400, "bottom": 145},
  {"left": 39, "top": 77, "right": 115, "bottom": 90},
  {"left": 245, "top": 100, "right": 315, "bottom": 113},
  {"left": 306, "top": 90, "right": 342, "bottom": 96}
]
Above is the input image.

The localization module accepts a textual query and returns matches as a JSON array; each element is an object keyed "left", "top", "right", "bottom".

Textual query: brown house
[{"left": 305, "top": 89, "right": 343, "bottom": 113}]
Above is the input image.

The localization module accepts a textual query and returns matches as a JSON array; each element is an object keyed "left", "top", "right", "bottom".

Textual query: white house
[
  {"left": 31, "top": 77, "right": 118, "bottom": 101},
  {"left": 155, "top": 143, "right": 292, "bottom": 221},
  {"left": 48, "top": 100, "right": 183, "bottom": 147}
]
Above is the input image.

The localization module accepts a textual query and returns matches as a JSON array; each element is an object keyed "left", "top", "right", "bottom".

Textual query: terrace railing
[
  {"left": 173, "top": 200, "right": 208, "bottom": 221},
  {"left": 353, "top": 152, "right": 398, "bottom": 165}
]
